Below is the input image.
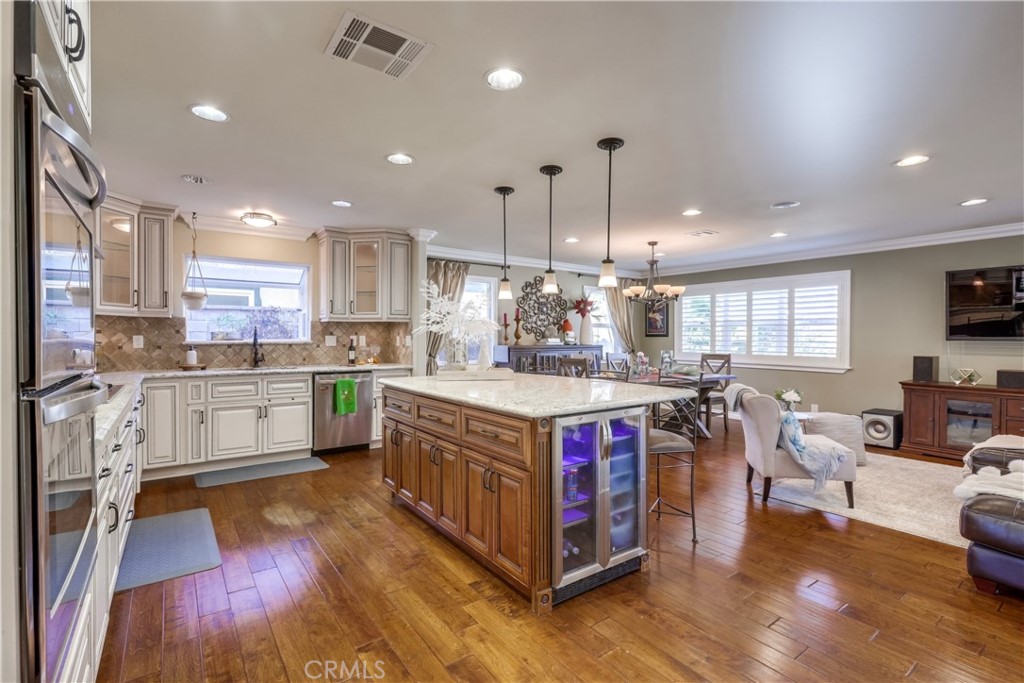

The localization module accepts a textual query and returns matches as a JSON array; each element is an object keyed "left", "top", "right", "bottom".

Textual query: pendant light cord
[
  {"left": 606, "top": 147, "right": 612, "bottom": 261},
  {"left": 502, "top": 194, "right": 508, "bottom": 274},
  {"left": 548, "top": 173, "right": 553, "bottom": 271}
]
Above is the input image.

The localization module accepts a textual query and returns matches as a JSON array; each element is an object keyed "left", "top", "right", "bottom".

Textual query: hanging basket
[
  {"left": 181, "top": 212, "right": 209, "bottom": 311},
  {"left": 181, "top": 290, "right": 208, "bottom": 311},
  {"left": 65, "top": 285, "right": 91, "bottom": 308}
]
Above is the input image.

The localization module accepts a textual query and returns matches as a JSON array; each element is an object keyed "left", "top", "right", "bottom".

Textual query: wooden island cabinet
[
  {"left": 379, "top": 374, "right": 692, "bottom": 612},
  {"left": 900, "top": 380, "right": 1024, "bottom": 460}
]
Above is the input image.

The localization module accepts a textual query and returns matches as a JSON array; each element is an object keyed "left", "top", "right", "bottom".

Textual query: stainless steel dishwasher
[{"left": 313, "top": 372, "right": 373, "bottom": 453}]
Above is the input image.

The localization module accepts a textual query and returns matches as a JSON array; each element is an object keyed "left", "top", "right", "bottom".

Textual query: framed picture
[{"left": 645, "top": 302, "right": 669, "bottom": 337}]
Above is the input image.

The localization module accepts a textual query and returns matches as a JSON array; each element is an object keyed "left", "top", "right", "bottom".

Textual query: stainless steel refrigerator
[
  {"left": 552, "top": 406, "right": 647, "bottom": 603},
  {"left": 15, "top": 1, "right": 108, "bottom": 679}
]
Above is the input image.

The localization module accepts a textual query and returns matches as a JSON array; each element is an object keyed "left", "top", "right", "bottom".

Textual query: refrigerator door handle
[
  {"left": 39, "top": 106, "right": 107, "bottom": 209},
  {"left": 39, "top": 378, "right": 108, "bottom": 424}
]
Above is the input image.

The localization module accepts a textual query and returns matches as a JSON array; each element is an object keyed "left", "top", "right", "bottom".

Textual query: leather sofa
[{"left": 959, "top": 447, "right": 1024, "bottom": 594}]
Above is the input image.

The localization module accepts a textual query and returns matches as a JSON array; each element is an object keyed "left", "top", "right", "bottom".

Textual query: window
[
  {"left": 583, "top": 286, "right": 623, "bottom": 357},
  {"left": 676, "top": 270, "right": 850, "bottom": 372},
  {"left": 437, "top": 275, "right": 497, "bottom": 365},
  {"left": 184, "top": 256, "right": 310, "bottom": 342}
]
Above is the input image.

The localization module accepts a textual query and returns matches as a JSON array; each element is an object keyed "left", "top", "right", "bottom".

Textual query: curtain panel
[
  {"left": 607, "top": 278, "right": 640, "bottom": 356},
  {"left": 425, "top": 259, "right": 470, "bottom": 375}
]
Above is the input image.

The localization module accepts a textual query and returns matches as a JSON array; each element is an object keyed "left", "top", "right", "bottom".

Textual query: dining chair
[
  {"left": 607, "top": 352, "right": 630, "bottom": 371},
  {"left": 556, "top": 357, "right": 591, "bottom": 378},
  {"left": 648, "top": 378, "right": 701, "bottom": 543},
  {"left": 699, "top": 353, "right": 732, "bottom": 433}
]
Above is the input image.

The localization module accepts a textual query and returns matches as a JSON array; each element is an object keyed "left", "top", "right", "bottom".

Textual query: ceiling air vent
[
  {"left": 324, "top": 10, "right": 434, "bottom": 81},
  {"left": 687, "top": 229, "right": 719, "bottom": 238}
]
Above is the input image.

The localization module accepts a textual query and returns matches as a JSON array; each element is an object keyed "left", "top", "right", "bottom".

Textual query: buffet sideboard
[{"left": 499, "top": 344, "right": 604, "bottom": 374}]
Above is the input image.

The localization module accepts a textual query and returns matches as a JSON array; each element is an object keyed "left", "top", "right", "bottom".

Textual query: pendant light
[
  {"left": 495, "top": 186, "right": 515, "bottom": 300},
  {"left": 64, "top": 227, "right": 91, "bottom": 308},
  {"left": 539, "top": 164, "right": 563, "bottom": 294},
  {"left": 181, "top": 212, "right": 209, "bottom": 310},
  {"left": 597, "top": 137, "right": 624, "bottom": 288}
]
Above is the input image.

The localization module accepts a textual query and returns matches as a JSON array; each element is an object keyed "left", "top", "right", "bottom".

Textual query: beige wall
[
  {"left": 638, "top": 235, "right": 1024, "bottom": 414},
  {"left": 466, "top": 263, "right": 599, "bottom": 342},
  {"left": 171, "top": 219, "right": 320, "bottom": 317}
]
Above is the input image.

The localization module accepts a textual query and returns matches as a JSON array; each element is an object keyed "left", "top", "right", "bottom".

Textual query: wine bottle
[
  {"left": 347, "top": 336, "right": 356, "bottom": 365},
  {"left": 562, "top": 539, "right": 581, "bottom": 558}
]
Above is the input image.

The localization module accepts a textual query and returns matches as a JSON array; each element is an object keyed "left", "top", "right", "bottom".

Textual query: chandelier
[{"left": 623, "top": 241, "right": 685, "bottom": 308}]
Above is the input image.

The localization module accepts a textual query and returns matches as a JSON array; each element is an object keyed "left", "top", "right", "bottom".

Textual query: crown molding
[
  {"left": 193, "top": 215, "right": 315, "bottom": 241},
  {"left": 426, "top": 244, "right": 645, "bottom": 278},
  {"left": 657, "top": 222, "right": 1024, "bottom": 276}
]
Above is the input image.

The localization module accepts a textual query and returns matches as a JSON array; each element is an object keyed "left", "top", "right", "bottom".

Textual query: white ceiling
[{"left": 91, "top": 1, "right": 1024, "bottom": 272}]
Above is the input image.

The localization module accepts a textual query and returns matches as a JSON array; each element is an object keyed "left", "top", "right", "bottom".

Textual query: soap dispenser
[{"left": 185, "top": 345, "right": 198, "bottom": 365}]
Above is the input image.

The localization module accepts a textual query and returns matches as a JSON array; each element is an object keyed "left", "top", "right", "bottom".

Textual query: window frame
[
  {"left": 675, "top": 270, "right": 851, "bottom": 373},
  {"left": 182, "top": 254, "right": 312, "bottom": 345},
  {"left": 583, "top": 285, "right": 624, "bottom": 356}
]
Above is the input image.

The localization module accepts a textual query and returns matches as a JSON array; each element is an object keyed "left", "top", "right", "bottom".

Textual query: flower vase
[
  {"left": 443, "top": 336, "right": 469, "bottom": 371},
  {"left": 579, "top": 315, "right": 594, "bottom": 345}
]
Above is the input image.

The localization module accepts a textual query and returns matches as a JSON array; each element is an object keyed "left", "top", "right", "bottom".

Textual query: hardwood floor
[{"left": 97, "top": 423, "right": 1024, "bottom": 682}]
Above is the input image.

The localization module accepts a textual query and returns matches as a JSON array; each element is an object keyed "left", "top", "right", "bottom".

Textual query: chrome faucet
[{"left": 251, "top": 327, "right": 265, "bottom": 368}]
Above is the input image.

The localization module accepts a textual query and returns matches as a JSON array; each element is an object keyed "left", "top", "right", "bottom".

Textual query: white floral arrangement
[
  {"left": 774, "top": 388, "right": 803, "bottom": 405},
  {"left": 414, "top": 281, "right": 499, "bottom": 342}
]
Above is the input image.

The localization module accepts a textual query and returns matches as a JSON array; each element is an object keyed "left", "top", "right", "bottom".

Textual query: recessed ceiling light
[
  {"left": 239, "top": 212, "right": 277, "bottom": 228},
  {"left": 331, "top": 200, "right": 353, "bottom": 208},
  {"left": 485, "top": 67, "right": 525, "bottom": 91},
  {"left": 563, "top": 237, "right": 579, "bottom": 243},
  {"left": 654, "top": 252, "right": 666, "bottom": 257},
  {"left": 181, "top": 174, "right": 213, "bottom": 185},
  {"left": 770, "top": 231, "right": 788, "bottom": 238},
  {"left": 188, "top": 104, "right": 229, "bottom": 123},
  {"left": 770, "top": 201, "right": 800, "bottom": 210},
  {"left": 959, "top": 198, "right": 988, "bottom": 207},
  {"left": 386, "top": 153, "right": 415, "bottom": 165},
  {"left": 893, "top": 154, "right": 929, "bottom": 167},
  {"left": 682, "top": 209, "right": 702, "bottom": 217}
]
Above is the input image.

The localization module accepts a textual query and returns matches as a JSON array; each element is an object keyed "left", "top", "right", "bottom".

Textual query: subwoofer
[
  {"left": 862, "top": 409, "right": 903, "bottom": 449},
  {"left": 913, "top": 356, "right": 939, "bottom": 383}
]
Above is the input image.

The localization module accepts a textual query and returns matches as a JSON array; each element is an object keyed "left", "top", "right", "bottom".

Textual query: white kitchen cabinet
[
  {"left": 38, "top": 0, "right": 65, "bottom": 58},
  {"left": 137, "top": 207, "right": 174, "bottom": 316},
  {"left": 317, "top": 229, "right": 411, "bottom": 321},
  {"left": 94, "top": 196, "right": 174, "bottom": 318},
  {"left": 385, "top": 237, "right": 412, "bottom": 320},
  {"left": 265, "top": 399, "right": 312, "bottom": 453},
  {"left": 209, "top": 403, "right": 262, "bottom": 460},
  {"left": 140, "top": 382, "right": 181, "bottom": 468}
]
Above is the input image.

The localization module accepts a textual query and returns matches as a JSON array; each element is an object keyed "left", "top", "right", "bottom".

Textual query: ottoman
[{"left": 960, "top": 495, "right": 1024, "bottom": 593}]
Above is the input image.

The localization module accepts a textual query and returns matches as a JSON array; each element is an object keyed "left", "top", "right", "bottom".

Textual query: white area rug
[{"left": 756, "top": 452, "right": 967, "bottom": 547}]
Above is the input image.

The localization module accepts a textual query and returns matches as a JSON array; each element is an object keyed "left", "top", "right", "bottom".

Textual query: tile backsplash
[{"left": 96, "top": 316, "right": 412, "bottom": 371}]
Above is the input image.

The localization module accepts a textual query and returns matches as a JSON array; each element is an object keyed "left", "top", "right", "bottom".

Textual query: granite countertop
[
  {"left": 94, "top": 373, "right": 144, "bottom": 446},
  {"left": 98, "top": 363, "right": 412, "bottom": 382},
  {"left": 378, "top": 374, "right": 694, "bottom": 419}
]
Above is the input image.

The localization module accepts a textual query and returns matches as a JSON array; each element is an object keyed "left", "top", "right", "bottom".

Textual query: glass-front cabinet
[
  {"left": 553, "top": 407, "right": 646, "bottom": 598},
  {"left": 938, "top": 393, "right": 998, "bottom": 452},
  {"left": 96, "top": 204, "right": 137, "bottom": 313},
  {"left": 350, "top": 238, "right": 381, "bottom": 318}
]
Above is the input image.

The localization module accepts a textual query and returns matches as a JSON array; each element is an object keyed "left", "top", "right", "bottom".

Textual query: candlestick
[
  {"left": 501, "top": 322, "right": 510, "bottom": 345},
  {"left": 513, "top": 311, "right": 522, "bottom": 346}
]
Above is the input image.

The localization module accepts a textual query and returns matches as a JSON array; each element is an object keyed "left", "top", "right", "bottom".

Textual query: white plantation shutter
[
  {"left": 793, "top": 285, "right": 839, "bottom": 357},
  {"left": 679, "top": 294, "right": 712, "bottom": 353},
  {"left": 751, "top": 289, "right": 788, "bottom": 355},
  {"left": 714, "top": 292, "right": 748, "bottom": 354},
  {"left": 674, "top": 271, "right": 849, "bottom": 372}
]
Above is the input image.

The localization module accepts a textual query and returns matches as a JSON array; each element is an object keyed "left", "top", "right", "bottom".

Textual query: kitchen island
[{"left": 378, "top": 374, "right": 693, "bottom": 612}]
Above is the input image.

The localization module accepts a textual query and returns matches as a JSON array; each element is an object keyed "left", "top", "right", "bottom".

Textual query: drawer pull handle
[
  {"left": 488, "top": 469, "right": 497, "bottom": 493},
  {"left": 125, "top": 462, "right": 134, "bottom": 473},
  {"left": 97, "top": 466, "right": 112, "bottom": 480},
  {"left": 422, "top": 412, "right": 448, "bottom": 423},
  {"left": 478, "top": 428, "right": 502, "bottom": 439}
]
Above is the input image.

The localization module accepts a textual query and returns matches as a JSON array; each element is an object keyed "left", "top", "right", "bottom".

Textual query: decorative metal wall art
[{"left": 517, "top": 275, "right": 568, "bottom": 341}]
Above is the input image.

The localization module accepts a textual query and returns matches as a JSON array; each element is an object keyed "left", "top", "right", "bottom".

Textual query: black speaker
[
  {"left": 862, "top": 409, "right": 903, "bottom": 449},
  {"left": 997, "top": 370, "right": 1024, "bottom": 389},
  {"left": 912, "top": 356, "right": 939, "bottom": 383}
]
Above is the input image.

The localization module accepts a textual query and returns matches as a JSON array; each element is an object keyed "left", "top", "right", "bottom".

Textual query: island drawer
[
  {"left": 414, "top": 398, "right": 460, "bottom": 438},
  {"left": 208, "top": 378, "right": 261, "bottom": 401},
  {"left": 462, "top": 408, "right": 532, "bottom": 466},
  {"left": 382, "top": 390, "right": 414, "bottom": 421},
  {"left": 265, "top": 375, "right": 311, "bottom": 397}
]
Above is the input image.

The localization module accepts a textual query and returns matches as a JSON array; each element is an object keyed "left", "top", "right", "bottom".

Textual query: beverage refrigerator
[{"left": 552, "top": 406, "right": 647, "bottom": 603}]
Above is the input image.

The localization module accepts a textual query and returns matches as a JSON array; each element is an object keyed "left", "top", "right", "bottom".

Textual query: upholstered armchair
[{"left": 738, "top": 394, "right": 857, "bottom": 506}]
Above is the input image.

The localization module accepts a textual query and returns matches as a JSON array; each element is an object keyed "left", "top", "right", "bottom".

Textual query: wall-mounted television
[{"left": 946, "top": 266, "right": 1024, "bottom": 340}]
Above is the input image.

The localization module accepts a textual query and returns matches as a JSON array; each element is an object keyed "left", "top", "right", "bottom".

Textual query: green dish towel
[{"left": 334, "top": 379, "right": 357, "bottom": 416}]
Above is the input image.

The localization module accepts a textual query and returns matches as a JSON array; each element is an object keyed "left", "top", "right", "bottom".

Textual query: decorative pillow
[{"left": 778, "top": 410, "right": 805, "bottom": 459}]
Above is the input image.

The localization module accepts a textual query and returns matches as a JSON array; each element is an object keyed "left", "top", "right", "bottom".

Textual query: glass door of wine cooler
[{"left": 553, "top": 407, "right": 647, "bottom": 589}]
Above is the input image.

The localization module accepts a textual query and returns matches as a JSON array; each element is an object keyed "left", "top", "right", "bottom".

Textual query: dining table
[{"left": 627, "top": 370, "right": 738, "bottom": 439}]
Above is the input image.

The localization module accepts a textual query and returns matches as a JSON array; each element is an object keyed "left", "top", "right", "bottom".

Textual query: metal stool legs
[{"left": 648, "top": 451, "right": 697, "bottom": 543}]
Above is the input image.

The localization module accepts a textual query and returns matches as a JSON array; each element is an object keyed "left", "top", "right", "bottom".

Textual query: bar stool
[{"left": 648, "top": 386, "right": 700, "bottom": 543}]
